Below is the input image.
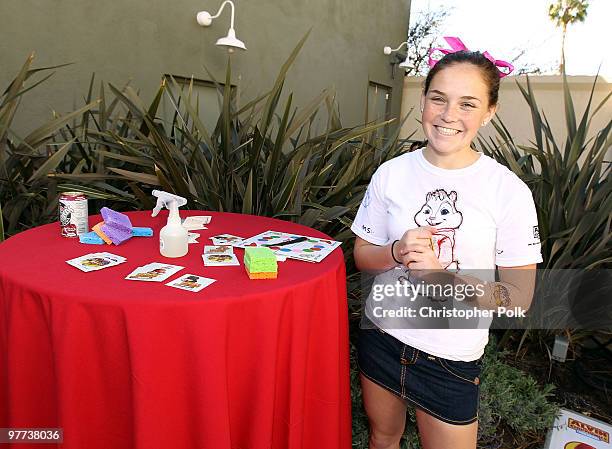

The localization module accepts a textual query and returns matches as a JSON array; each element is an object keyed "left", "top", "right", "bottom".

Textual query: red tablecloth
[{"left": 0, "top": 211, "right": 351, "bottom": 449}]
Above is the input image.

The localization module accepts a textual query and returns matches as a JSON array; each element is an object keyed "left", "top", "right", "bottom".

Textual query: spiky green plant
[
  {"left": 1, "top": 37, "right": 411, "bottom": 244},
  {"left": 51, "top": 33, "right": 410, "bottom": 248},
  {"left": 478, "top": 73, "right": 611, "bottom": 270},
  {"left": 0, "top": 54, "right": 103, "bottom": 239},
  {"left": 478, "top": 73, "right": 611, "bottom": 352}
]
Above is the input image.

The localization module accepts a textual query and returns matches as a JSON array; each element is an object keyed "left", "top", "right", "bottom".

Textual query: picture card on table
[
  {"left": 125, "top": 263, "right": 184, "bottom": 282},
  {"left": 166, "top": 274, "right": 216, "bottom": 292},
  {"left": 238, "top": 230, "right": 341, "bottom": 263},
  {"left": 209, "top": 234, "right": 244, "bottom": 246},
  {"left": 66, "top": 252, "right": 126, "bottom": 272},
  {"left": 202, "top": 252, "right": 240, "bottom": 266},
  {"left": 204, "top": 245, "right": 234, "bottom": 255},
  {"left": 182, "top": 216, "right": 210, "bottom": 231}
]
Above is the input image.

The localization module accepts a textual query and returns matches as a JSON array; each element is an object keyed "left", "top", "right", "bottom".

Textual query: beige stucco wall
[
  {"left": 1, "top": 0, "right": 410, "bottom": 136},
  {"left": 399, "top": 75, "right": 611, "bottom": 151}
]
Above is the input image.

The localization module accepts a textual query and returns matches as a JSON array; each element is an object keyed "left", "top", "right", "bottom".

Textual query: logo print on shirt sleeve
[{"left": 363, "top": 188, "right": 371, "bottom": 208}]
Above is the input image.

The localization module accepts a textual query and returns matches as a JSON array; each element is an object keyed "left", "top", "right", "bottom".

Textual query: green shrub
[{"left": 477, "top": 336, "right": 558, "bottom": 446}]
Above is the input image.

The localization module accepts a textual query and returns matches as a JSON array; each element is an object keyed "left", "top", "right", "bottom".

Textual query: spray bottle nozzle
[{"left": 151, "top": 190, "right": 188, "bottom": 217}]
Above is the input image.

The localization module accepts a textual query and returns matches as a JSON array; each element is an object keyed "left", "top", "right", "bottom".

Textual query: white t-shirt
[{"left": 351, "top": 148, "right": 542, "bottom": 361}]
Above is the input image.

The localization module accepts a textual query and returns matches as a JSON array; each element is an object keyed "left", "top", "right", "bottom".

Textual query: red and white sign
[{"left": 545, "top": 409, "right": 611, "bottom": 449}]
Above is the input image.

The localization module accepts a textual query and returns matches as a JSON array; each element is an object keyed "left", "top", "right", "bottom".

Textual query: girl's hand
[
  {"left": 401, "top": 242, "right": 443, "bottom": 270},
  {"left": 396, "top": 226, "right": 436, "bottom": 255},
  {"left": 394, "top": 226, "right": 442, "bottom": 270}
]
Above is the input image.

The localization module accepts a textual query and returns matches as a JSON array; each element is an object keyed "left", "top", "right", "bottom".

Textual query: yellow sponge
[{"left": 246, "top": 271, "right": 277, "bottom": 280}]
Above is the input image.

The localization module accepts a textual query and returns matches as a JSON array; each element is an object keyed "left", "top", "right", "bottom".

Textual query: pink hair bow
[{"left": 428, "top": 36, "right": 514, "bottom": 78}]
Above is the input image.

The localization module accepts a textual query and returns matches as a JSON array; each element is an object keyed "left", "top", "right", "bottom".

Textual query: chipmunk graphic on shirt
[{"left": 413, "top": 189, "right": 463, "bottom": 270}]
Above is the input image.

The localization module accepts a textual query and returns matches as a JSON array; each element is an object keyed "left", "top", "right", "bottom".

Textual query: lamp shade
[
  {"left": 398, "top": 56, "right": 410, "bottom": 71},
  {"left": 215, "top": 28, "right": 246, "bottom": 51}
]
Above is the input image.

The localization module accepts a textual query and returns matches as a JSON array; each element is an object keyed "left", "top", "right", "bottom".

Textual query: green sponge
[{"left": 244, "top": 247, "right": 278, "bottom": 272}]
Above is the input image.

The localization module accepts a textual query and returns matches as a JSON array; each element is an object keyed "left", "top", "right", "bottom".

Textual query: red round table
[{"left": 0, "top": 211, "right": 351, "bottom": 449}]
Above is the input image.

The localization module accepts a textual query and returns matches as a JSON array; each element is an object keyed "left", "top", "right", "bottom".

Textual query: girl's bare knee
[{"left": 369, "top": 426, "right": 403, "bottom": 449}]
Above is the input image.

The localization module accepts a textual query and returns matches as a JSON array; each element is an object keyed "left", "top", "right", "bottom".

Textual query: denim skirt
[{"left": 357, "top": 327, "right": 482, "bottom": 425}]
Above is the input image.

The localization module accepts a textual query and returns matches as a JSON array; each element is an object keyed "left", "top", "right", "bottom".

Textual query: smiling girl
[{"left": 351, "top": 38, "right": 542, "bottom": 449}]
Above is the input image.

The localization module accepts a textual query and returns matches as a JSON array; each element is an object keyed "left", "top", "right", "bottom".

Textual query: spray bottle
[{"left": 151, "top": 190, "right": 188, "bottom": 258}]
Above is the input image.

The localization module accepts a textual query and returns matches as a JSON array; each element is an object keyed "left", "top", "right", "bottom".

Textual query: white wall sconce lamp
[
  {"left": 196, "top": 0, "right": 246, "bottom": 53},
  {"left": 383, "top": 41, "right": 410, "bottom": 75}
]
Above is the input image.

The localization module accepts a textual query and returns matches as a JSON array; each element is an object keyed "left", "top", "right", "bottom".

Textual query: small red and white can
[{"left": 59, "top": 192, "right": 89, "bottom": 238}]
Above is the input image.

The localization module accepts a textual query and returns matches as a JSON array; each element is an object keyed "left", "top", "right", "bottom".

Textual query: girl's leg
[
  {"left": 360, "top": 374, "right": 408, "bottom": 449},
  {"left": 415, "top": 408, "right": 478, "bottom": 449}
]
